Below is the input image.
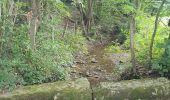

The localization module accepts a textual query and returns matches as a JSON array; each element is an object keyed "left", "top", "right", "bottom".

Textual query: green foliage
[
  {"left": 124, "top": 13, "right": 168, "bottom": 63},
  {"left": 122, "top": 11, "right": 170, "bottom": 76},
  {"left": 105, "top": 42, "right": 126, "bottom": 53},
  {"left": 114, "top": 62, "right": 132, "bottom": 79},
  {"left": 62, "top": 32, "right": 88, "bottom": 54},
  {"left": 152, "top": 38, "right": 170, "bottom": 76},
  {"left": 98, "top": 0, "right": 133, "bottom": 32},
  {"left": 0, "top": 0, "right": 87, "bottom": 91},
  {"left": 152, "top": 61, "right": 169, "bottom": 76},
  {"left": 0, "top": 62, "right": 24, "bottom": 91}
]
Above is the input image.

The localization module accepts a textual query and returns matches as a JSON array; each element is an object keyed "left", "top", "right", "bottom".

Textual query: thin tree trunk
[
  {"left": 52, "top": 27, "right": 55, "bottom": 41},
  {"left": 62, "top": 19, "right": 69, "bottom": 38},
  {"left": 130, "top": 0, "right": 140, "bottom": 76},
  {"left": 164, "top": 22, "right": 170, "bottom": 57},
  {"left": 30, "top": 0, "right": 39, "bottom": 51},
  {"left": 130, "top": 15, "right": 136, "bottom": 75},
  {"left": 1, "top": 1, "right": 8, "bottom": 57},
  {"left": 9, "top": 0, "right": 14, "bottom": 16},
  {"left": 86, "top": 0, "right": 93, "bottom": 34},
  {"left": 74, "top": 20, "right": 77, "bottom": 34},
  {"left": 81, "top": 16, "right": 87, "bottom": 36},
  {"left": 149, "top": 0, "right": 166, "bottom": 66},
  {"left": 0, "top": 3, "right": 2, "bottom": 57},
  {"left": 79, "top": 3, "right": 88, "bottom": 36}
]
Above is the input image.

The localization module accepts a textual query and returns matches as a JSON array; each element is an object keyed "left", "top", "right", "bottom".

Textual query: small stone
[
  {"left": 93, "top": 71, "right": 98, "bottom": 75},
  {"left": 71, "top": 64, "right": 77, "bottom": 68},
  {"left": 119, "top": 60, "right": 123, "bottom": 63},
  {"left": 75, "top": 60, "right": 86, "bottom": 64},
  {"left": 97, "top": 67, "right": 103, "bottom": 72},
  {"left": 71, "top": 70, "right": 77, "bottom": 73},
  {"left": 86, "top": 72, "right": 93, "bottom": 77},
  {"left": 91, "top": 58, "right": 98, "bottom": 63},
  {"left": 94, "top": 75, "right": 100, "bottom": 78}
]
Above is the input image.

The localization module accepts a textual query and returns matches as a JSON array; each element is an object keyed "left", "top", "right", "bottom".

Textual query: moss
[
  {"left": 93, "top": 78, "right": 170, "bottom": 100},
  {"left": 1, "top": 78, "right": 169, "bottom": 100},
  {"left": 0, "top": 78, "right": 91, "bottom": 100}
]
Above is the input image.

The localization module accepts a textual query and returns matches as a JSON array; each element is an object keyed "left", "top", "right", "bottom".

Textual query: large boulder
[
  {"left": 1, "top": 77, "right": 169, "bottom": 100},
  {"left": 0, "top": 78, "right": 91, "bottom": 100},
  {"left": 93, "top": 77, "right": 170, "bottom": 100}
]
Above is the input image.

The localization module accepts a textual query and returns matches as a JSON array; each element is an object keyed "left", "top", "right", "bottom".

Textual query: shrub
[{"left": 0, "top": 24, "right": 87, "bottom": 90}]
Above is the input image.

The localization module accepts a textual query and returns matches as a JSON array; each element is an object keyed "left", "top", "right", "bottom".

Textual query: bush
[
  {"left": 0, "top": 0, "right": 88, "bottom": 91},
  {"left": 62, "top": 32, "right": 88, "bottom": 55},
  {"left": 0, "top": 59, "right": 24, "bottom": 91},
  {"left": 135, "top": 14, "right": 168, "bottom": 63},
  {"left": 0, "top": 24, "right": 87, "bottom": 91},
  {"left": 121, "top": 12, "right": 169, "bottom": 76},
  {"left": 98, "top": 0, "right": 133, "bottom": 33},
  {"left": 122, "top": 13, "right": 168, "bottom": 64},
  {"left": 0, "top": 70, "right": 21, "bottom": 91},
  {"left": 152, "top": 39, "right": 170, "bottom": 77},
  {"left": 105, "top": 42, "right": 125, "bottom": 53}
]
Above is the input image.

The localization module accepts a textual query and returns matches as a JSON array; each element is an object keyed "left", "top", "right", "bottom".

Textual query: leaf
[{"left": 163, "top": 69, "right": 168, "bottom": 72}]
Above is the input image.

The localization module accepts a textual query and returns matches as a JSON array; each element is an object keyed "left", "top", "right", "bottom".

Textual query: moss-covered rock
[
  {"left": 1, "top": 77, "right": 169, "bottom": 100},
  {"left": 93, "top": 77, "right": 170, "bottom": 100},
  {"left": 0, "top": 78, "right": 91, "bottom": 100}
]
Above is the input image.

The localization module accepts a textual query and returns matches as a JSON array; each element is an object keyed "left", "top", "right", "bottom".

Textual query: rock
[
  {"left": 86, "top": 71, "right": 93, "bottom": 77},
  {"left": 94, "top": 75, "right": 100, "bottom": 79},
  {"left": 91, "top": 58, "right": 98, "bottom": 63},
  {"left": 97, "top": 67, "right": 102, "bottom": 72},
  {"left": 71, "top": 64, "right": 77, "bottom": 68},
  {"left": 1, "top": 77, "right": 169, "bottom": 100},
  {"left": 71, "top": 69, "right": 77, "bottom": 73},
  {"left": 105, "top": 75, "right": 114, "bottom": 81},
  {"left": 119, "top": 60, "right": 123, "bottom": 64},
  {"left": 75, "top": 60, "right": 86, "bottom": 64},
  {"left": 92, "top": 71, "right": 99, "bottom": 75},
  {"left": 79, "top": 72, "right": 83, "bottom": 75},
  {"left": 93, "top": 77, "right": 170, "bottom": 100},
  {"left": 0, "top": 78, "right": 92, "bottom": 100}
]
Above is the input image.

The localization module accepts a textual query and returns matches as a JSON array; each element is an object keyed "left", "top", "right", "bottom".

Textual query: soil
[
  {"left": 69, "top": 41, "right": 120, "bottom": 86},
  {"left": 69, "top": 39, "right": 153, "bottom": 86}
]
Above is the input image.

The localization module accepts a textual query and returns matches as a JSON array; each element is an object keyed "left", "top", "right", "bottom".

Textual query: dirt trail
[{"left": 70, "top": 43, "right": 117, "bottom": 85}]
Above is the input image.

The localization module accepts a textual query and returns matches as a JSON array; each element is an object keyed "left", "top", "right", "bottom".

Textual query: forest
[{"left": 0, "top": 0, "right": 170, "bottom": 99}]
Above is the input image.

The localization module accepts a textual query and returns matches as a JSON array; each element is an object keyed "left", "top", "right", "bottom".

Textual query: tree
[
  {"left": 0, "top": 0, "right": 88, "bottom": 90},
  {"left": 130, "top": 14, "right": 136, "bottom": 76},
  {"left": 129, "top": 0, "right": 141, "bottom": 76},
  {"left": 86, "top": 0, "right": 93, "bottom": 34},
  {"left": 74, "top": 0, "right": 94, "bottom": 36},
  {"left": 149, "top": 0, "right": 166, "bottom": 66},
  {"left": 0, "top": 2, "right": 2, "bottom": 57},
  {"left": 29, "top": 0, "right": 40, "bottom": 51}
]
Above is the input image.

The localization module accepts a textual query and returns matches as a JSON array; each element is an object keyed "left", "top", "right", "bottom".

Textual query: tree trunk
[
  {"left": 130, "top": 15, "right": 136, "bottom": 75},
  {"left": 76, "top": 1, "right": 93, "bottom": 36},
  {"left": 0, "top": 3, "right": 2, "bottom": 57},
  {"left": 74, "top": 20, "right": 77, "bottom": 34},
  {"left": 30, "top": 0, "right": 39, "bottom": 51},
  {"left": 52, "top": 27, "right": 55, "bottom": 41},
  {"left": 129, "top": 0, "right": 141, "bottom": 76},
  {"left": 86, "top": 0, "right": 93, "bottom": 34},
  {"left": 8, "top": 0, "right": 14, "bottom": 16},
  {"left": 62, "top": 18, "right": 69, "bottom": 38},
  {"left": 164, "top": 21, "right": 170, "bottom": 57},
  {"left": 149, "top": 0, "right": 166, "bottom": 66},
  {"left": 79, "top": 3, "right": 88, "bottom": 36}
]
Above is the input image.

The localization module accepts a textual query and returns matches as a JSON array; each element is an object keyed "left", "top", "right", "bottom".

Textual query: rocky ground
[{"left": 69, "top": 40, "right": 131, "bottom": 85}]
